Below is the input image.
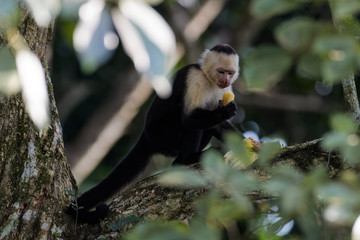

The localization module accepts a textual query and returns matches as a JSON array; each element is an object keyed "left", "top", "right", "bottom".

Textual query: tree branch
[{"left": 73, "top": 139, "right": 345, "bottom": 239}]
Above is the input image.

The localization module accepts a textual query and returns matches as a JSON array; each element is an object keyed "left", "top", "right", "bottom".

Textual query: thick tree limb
[{"left": 72, "top": 139, "right": 345, "bottom": 239}]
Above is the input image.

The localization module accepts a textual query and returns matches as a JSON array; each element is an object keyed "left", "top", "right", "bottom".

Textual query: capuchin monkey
[{"left": 66, "top": 44, "right": 240, "bottom": 224}]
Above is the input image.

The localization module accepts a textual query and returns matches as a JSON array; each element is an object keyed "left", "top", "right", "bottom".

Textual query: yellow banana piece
[{"left": 222, "top": 91, "right": 235, "bottom": 105}]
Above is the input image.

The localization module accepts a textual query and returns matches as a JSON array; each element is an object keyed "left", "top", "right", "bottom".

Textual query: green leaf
[
  {"left": 227, "top": 173, "right": 257, "bottom": 211},
  {"left": 0, "top": 48, "right": 21, "bottom": 95},
  {"left": 275, "top": 18, "right": 318, "bottom": 53},
  {"left": 243, "top": 45, "right": 292, "bottom": 89},
  {"left": 316, "top": 182, "right": 356, "bottom": 203},
  {"left": 158, "top": 167, "right": 207, "bottom": 188},
  {"left": 331, "top": 0, "right": 360, "bottom": 20},
  {"left": 322, "top": 132, "right": 360, "bottom": 164},
  {"left": 258, "top": 141, "right": 281, "bottom": 164},
  {"left": 187, "top": 218, "right": 221, "bottom": 240},
  {"left": 329, "top": 113, "right": 356, "bottom": 133},
  {"left": 224, "top": 132, "right": 245, "bottom": 155},
  {"left": 297, "top": 53, "right": 322, "bottom": 79},
  {"left": 228, "top": 171, "right": 258, "bottom": 192},
  {"left": 312, "top": 35, "right": 358, "bottom": 83},
  {"left": 313, "top": 35, "right": 358, "bottom": 54},
  {"left": 195, "top": 191, "right": 250, "bottom": 224},
  {"left": 115, "top": 0, "right": 176, "bottom": 98},
  {"left": 322, "top": 58, "right": 354, "bottom": 83},
  {"left": 322, "top": 132, "right": 347, "bottom": 151},
  {"left": 257, "top": 229, "right": 282, "bottom": 240},
  {"left": 125, "top": 221, "right": 188, "bottom": 240},
  {"left": 263, "top": 179, "right": 290, "bottom": 198},
  {"left": 338, "top": 17, "right": 360, "bottom": 37},
  {"left": 263, "top": 166, "right": 303, "bottom": 195},
  {"left": 274, "top": 165, "right": 304, "bottom": 182},
  {"left": 195, "top": 191, "right": 222, "bottom": 218},
  {"left": 201, "top": 150, "right": 229, "bottom": 181},
  {"left": 73, "top": 3, "right": 117, "bottom": 74},
  {"left": 303, "top": 168, "right": 326, "bottom": 190},
  {"left": 251, "top": 0, "right": 304, "bottom": 19},
  {"left": 224, "top": 132, "right": 253, "bottom": 167},
  {"left": 316, "top": 182, "right": 360, "bottom": 221},
  {"left": 208, "top": 202, "right": 244, "bottom": 223},
  {"left": 281, "top": 186, "right": 305, "bottom": 215}
]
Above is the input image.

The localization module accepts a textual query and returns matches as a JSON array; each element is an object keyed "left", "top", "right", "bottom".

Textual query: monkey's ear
[{"left": 198, "top": 49, "right": 210, "bottom": 66}]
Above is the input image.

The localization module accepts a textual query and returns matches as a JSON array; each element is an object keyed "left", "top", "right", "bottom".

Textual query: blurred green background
[{"left": 50, "top": 0, "right": 349, "bottom": 190}]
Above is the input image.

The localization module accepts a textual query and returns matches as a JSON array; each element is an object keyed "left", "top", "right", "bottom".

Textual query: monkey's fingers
[
  {"left": 224, "top": 101, "right": 237, "bottom": 118},
  {"left": 218, "top": 99, "right": 224, "bottom": 107}
]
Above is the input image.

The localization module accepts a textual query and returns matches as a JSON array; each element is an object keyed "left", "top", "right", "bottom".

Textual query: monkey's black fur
[
  {"left": 210, "top": 44, "right": 237, "bottom": 55},
  {"left": 66, "top": 47, "right": 238, "bottom": 224}
]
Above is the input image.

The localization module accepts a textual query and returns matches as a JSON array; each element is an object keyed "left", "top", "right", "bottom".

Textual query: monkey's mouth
[{"left": 217, "top": 82, "right": 231, "bottom": 88}]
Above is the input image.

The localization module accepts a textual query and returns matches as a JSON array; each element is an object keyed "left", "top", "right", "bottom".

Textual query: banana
[{"left": 222, "top": 91, "right": 235, "bottom": 105}]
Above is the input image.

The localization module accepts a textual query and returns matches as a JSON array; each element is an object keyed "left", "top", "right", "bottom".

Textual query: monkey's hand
[
  {"left": 217, "top": 100, "right": 237, "bottom": 120},
  {"left": 182, "top": 101, "right": 236, "bottom": 129}
]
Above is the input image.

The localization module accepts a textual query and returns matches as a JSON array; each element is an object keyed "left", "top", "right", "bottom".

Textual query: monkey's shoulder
[
  {"left": 170, "top": 63, "right": 204, "bottom": 101},
  {"left": 179, "top": 64, "right": 208, "bottom": 89},
  {"left": 182, "top": 65, "right": 220, "bottom": 113},
  {"left": 173, "top": 64, "right": 201, "bottom": 83}
]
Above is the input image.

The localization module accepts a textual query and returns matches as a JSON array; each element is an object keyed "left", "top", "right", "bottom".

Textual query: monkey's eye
[{"left": 218, "top": 70, "right": 225, "bottom": 74}]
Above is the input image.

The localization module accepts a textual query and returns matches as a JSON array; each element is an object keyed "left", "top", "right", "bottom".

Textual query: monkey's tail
[{"left": 66, "top": 134, "right": 151, "bottom": 224}]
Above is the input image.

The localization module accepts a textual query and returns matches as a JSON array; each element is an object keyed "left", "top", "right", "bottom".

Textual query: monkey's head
[{"left": 199, "top": 44, "right": 239, "bottom": 89}]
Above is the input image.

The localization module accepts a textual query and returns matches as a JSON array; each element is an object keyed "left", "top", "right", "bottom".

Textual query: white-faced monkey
[{"left": 66, "top": 44, "right": 240, "bottom": 224}]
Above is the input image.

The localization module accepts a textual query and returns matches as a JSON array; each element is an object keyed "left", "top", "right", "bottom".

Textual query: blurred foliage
[
  {"left": 322, "top": 113, "right": 360, "bottom": 164},
  {"left": 0, "top": 0, "right": 66, "bottom": 129},
  {"left": 243, "top": 45, "right": 292, "bottom": 89},
  {"left": 1, "top": 0, "right": 360, "bottom": 239},
  {"left": 0, "top": 0, "right": 176, "bottom": 129},
  {"left": 244, "top": 9, "right": 360, "bottom": 88},
  {"left": 71, "top": 0, "right": 175, "bottom": 96},
  {"left": 148, "top": 122, "right": 360, "bottom": 239},
  {"left": 128, "top": 1, "right": 360, "bottom": 240}
]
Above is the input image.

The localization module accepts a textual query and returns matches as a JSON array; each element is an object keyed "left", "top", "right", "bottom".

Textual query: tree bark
[
  {"left": 72, "top": 139, "right": 344, "bottom": 239},
  {"left": 0, "top": 7, "right": 76, "bottom": 240}
]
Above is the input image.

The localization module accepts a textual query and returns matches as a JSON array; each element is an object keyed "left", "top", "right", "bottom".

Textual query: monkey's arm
[
  {"left": 182, "top": 101, "right": 236, "bottom": 129},
  {"left": 206, "top": 120, "right": 242, "bottom": 141}
]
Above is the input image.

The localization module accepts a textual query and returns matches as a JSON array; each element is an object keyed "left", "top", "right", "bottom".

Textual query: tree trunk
[{"left": 0, "top": 8, "right": 76, "bottom": 240}]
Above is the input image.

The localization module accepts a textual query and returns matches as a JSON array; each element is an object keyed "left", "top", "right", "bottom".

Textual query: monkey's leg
[{"left": 173, "top": 129, "right": 203, "bottom": 165}]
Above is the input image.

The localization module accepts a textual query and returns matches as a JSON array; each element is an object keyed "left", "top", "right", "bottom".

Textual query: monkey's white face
[
  {"left": 201, "top": 51, "right": 239, "bottom": 89},
  {"left": 184, "top": 49, "right": 240, "bottom": 114},
  {"left": 215, "top": 68, "right": 236, "bottom": 88}
]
